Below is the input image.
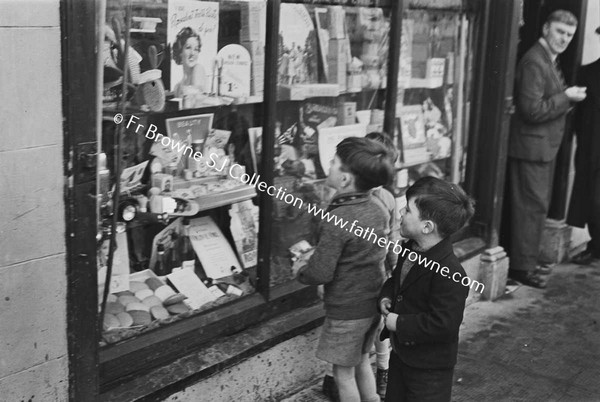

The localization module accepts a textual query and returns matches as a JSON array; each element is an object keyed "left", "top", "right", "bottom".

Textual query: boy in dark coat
[{"left": 379, "top": 177, "right": 475, "bottom": 401}]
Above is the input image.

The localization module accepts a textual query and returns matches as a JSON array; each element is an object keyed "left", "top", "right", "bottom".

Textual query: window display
[
  {"left": 394, "top": 9, "right": 474, "bottom": 194},
  {"left": 98, "top": 0, "right": 267, "bottom": 346},
  {"left": 269, "top": 3, "right": 392, "bottom": 287}
]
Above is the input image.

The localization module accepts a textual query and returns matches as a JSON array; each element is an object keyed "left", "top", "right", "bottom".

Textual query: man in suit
[
  {"left": 508, "top": 10, "right": 586, "bottom": 288},
  {"left": 568, "top": 27, "right": 600, "bottom": 265}
]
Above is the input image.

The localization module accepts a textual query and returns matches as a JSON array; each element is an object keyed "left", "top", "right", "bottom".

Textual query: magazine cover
[
  {"left": 278, "top": 4, "right": 319, "bottom": 85},
  {"left": 229, "top": 200, "right": 259, "bottom": 268},
  {"left": 398, "top": 105, "right": 426, "bottom": 149},
  {"left": 167, "top": 1, "right": 219, "bottom": 96}
]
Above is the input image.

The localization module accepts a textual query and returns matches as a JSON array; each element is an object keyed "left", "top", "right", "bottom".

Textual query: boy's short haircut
[
  {"left": 336, "top": 137, "right": 394, "bottom": 192},
  {"left": 545, "top": 9, "right": 577, "bottom": 26},
  {"left": 406, "top": 177, "right": 475, "bottom": 238},
  {"left": 366, "top": 131, "right": 399, "bottom": 164}
]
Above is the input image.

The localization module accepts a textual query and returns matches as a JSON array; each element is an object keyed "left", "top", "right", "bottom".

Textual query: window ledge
[{"left": 99, "top": 302, "right": 324, "bottom": 401}]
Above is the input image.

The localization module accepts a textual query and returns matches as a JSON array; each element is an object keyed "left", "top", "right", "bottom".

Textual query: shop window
[
  {"left": 96, "top": 0, "right": 395, "bottom": 387},
  {"left": 269, "top": 3, "right": 391, "bottom": 287},
  {"left": 394, "top": 9, "right": 476, "bottom": 199}
]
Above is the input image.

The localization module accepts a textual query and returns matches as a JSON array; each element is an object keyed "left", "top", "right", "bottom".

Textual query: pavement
[{"left": 281, "top": 260, "right": 600, "bottom": 401}]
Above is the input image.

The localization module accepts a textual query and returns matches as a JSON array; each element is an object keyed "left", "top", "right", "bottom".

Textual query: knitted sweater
[{"left": 297, "top": 191, "right": 389, "bottom": 320}]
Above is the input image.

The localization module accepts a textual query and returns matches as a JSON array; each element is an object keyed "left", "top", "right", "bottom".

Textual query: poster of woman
[{"left": 168, "top": 1, "right": 219, "bottom": 103}]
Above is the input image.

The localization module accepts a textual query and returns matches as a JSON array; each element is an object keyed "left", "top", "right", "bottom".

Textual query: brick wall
[{"left": 0, "top": 1, "right": 68, "bottom": 400}]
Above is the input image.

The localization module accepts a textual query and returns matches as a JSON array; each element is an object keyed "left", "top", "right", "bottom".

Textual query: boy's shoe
[
  {"left": 376, "top": 368, "right": 388, "bottom": 397},
  {"left": 322, "top": 374, "right": 339, "bottom": 402}
]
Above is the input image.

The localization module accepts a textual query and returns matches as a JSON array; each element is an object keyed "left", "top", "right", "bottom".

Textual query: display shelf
[{"left": 395, "top": 156, "right": 450, "bottom": 170}]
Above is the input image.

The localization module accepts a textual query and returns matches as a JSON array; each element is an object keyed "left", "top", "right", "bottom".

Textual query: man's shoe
[
  {"left": 535, "top": 264, "right": 553, "bottom": 275},
  {"left": 571, "top": 250, "right": 600, "bottom": 265},
  {"left": 322, "top": 374, "right": 339, "bottom": 402},
  {"left": 376, "top": 368, "right": 388, "bottom": 397},
  {"left": 508, "top": 269, "right": 547, "bottom": 289}
]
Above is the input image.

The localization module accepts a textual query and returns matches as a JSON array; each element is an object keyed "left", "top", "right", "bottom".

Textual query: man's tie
[{"left": 555, "top": 58, "right": 566, "bottom": 87}]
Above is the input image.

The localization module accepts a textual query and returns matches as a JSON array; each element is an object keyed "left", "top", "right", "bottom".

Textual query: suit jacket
[
  {"left": 378, "top": 238, "right": 469, "bottom": 369},
  {"left": 567, "top": 59, "right": 600, "bottom": 227},
  {"left": 508, "top": 41, "right": 571, "bottom": 162}
]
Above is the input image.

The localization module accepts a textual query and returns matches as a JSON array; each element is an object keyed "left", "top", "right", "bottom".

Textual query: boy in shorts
[
  {"left": 379, "top": 177, "right": 475, "bottom": 401},
  {"left": 293, "top": 137, "right": 394, "bottom": 402}
]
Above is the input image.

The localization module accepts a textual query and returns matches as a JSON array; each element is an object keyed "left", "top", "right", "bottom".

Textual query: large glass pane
[
  {"left": 98, "top": 0, "right": 266, "bottom": 346},
  {"left": 394, "top": 9, "right": 474, "bottom": 197},
  {"left": 269, "top": 4, "right": 391, "bottom": 287}
]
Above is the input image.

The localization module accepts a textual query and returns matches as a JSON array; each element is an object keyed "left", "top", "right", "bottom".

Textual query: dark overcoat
[{"left": 567, "top": 59, "right": 600, "bottom": 227}]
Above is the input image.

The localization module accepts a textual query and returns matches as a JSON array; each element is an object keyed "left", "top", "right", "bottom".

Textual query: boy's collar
[
  {"left": 407, "top": 236, "right": 454, "bottom": 263},
  {"left": 330, "top": 191, "right": 370, "bottom": 206}
]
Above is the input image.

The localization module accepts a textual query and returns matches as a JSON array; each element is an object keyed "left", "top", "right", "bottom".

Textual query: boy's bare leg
[
  {"left": 333, "top": 364, "right": 360, "bottom": 402},
  {"left": 355, "top": 353, "right": 379, "bottom": 401}
]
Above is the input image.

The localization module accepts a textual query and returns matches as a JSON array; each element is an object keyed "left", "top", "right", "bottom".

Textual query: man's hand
[
  {"left": 385, "top": 312, "right": 398, "bottom": 332},
  {"left": 565, "top": 86, "right": 587, "bottom": 102},
  {"left": 380, "top": 297, "right": 392, "bottom": 315}
]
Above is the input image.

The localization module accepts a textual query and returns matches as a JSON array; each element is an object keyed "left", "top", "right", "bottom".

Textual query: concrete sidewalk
[{"left": 282, "top": 261, "right": 600, "bottom": 401}]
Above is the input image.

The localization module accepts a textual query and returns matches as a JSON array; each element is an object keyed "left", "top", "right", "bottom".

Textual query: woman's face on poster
[{"left": 181, "top": 36, "right": 200, "bottom": 68}]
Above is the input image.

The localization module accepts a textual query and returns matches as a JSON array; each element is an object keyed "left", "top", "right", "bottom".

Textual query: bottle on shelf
[
  {"left": 202, "top": 278, "right": 243, "bottom": 298},
  {"left": 170, "top": 232, "right": 182, "bottom": 272},
  {"left": 155, "top": 243, "right": 169, "bottom": 276},
  {"left": 230, "top": 265, "right": 249, "bottom": 285},
  {"left": 180, "top": 218, "right": 196, "bottom": 271}
]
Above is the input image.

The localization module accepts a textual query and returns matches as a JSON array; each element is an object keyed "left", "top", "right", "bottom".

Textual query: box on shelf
[
  {"left": 240, "top": 2, "right": 266, "bottom": 42},
  {"left": 328, "top": 6, "right": 346, "bottom": 39},
  {"left": 327, "top": 38, "right": 348, "bottom": 90},
  {"left": 278, "top": 83, "right": 340, "bottom": 100},
  {"left": 241, "top": 40, "right": 265, "bottom": 96},
  {"left": 337, "top": 102, "right": 357, "bottom": 126}
]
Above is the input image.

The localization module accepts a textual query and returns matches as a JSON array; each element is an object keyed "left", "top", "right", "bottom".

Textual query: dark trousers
[
  {"left": 587, "top": 171, "right": 600, "bottom": 256},
  {"left": 384, "top": 353, "right": 454, "bottom": 402},
  {"left": 508, "top": 157, "right": 556, "bottom": 272}
]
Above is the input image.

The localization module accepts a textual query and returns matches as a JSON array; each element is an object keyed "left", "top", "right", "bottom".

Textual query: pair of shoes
[
  {"left": 508, "top": 269, "right": 547, "bottom": 289},
  {"left": 322, "top": 374, "right": 339, "bottom": 402},
  {"left": 535, "top": 264, "right": 553, "bottom": 275},
  {"left": 376, "top": 368, "right": 388, "bottom": 397},
  {"left": 571, "top": 250, "right": 600, "bottom": 265}
]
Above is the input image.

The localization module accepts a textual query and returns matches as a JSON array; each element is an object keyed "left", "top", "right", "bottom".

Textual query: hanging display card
[
  {"left": 168, "top": 1, "right": 219, "bottom": 93},
  {"left": 278, "top": 4, "right": 318, "bottom": 85},
  {"left": 189, "top": 216, "right": 242, "bottom": 279},
  {"left": 165, "top": 113, "right": 214, "bottom": 151},
  {"left": 318, "top": 124, "right": 367, "bottom": 174},
  {"left": 217, "top": 45, "right": 251, "bottom": 98}
]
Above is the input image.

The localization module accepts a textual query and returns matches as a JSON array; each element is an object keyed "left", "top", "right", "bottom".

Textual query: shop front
[{"left": 61, "top": 0, "right": 520, "bottom": 400}]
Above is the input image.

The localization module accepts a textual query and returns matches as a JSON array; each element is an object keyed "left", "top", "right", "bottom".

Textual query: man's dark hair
[
  {"left": 406, "top": 177, "right": 475, "bottom": 238},
  {"left": 336, "top": 137, "right": 394, "bottom": 192},
  {"left": 545, "top": 9, "right": 578, "bottom": 26}
]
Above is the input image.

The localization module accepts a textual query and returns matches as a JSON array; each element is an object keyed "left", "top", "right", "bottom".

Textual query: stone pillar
[
  {"left": 480, "top": 246, "right": 509, "bottom": 301},
  {"left": 538, "top": 219, "right": 572, "bottom": 264}
]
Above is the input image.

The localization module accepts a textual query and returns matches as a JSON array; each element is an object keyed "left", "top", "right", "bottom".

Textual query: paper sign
[
  {"left": 189, "top": 216, "right": 241, "bottom": 279},
  {"left": 119, "top": 161, "right": 149, "bottom": 193},
  {"left": 167, "top": 268, "right": 218, "bottom": 309},
  {"left": 317, "top": 123, "right": 367, "bottom": 174},
  {"left": 218, "top": 45, "right": 251, "bottom": 98}
]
